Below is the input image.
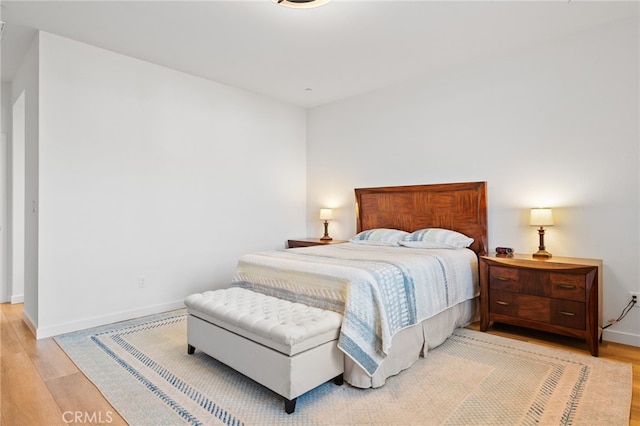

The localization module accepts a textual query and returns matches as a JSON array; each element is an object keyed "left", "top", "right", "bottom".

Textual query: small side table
[{"left": 287, "top": 238, "right": 348, "bottom": 248}]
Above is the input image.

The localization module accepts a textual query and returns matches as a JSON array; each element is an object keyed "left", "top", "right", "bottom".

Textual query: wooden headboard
[{"left": 354, "top": 181, "right": 488, "bottom": 256}]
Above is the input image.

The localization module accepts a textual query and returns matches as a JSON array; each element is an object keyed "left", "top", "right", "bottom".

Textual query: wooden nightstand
[
  {"left": 287, "top": 238, "right": 348, "bottom": 248},
  {"left": 479, "top": 254, "right": 602, "bottom": 356}
]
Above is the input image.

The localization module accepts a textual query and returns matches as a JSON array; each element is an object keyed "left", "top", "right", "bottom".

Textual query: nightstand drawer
[
  {"left": 489, "top": 267, "right": 519, "bottom": 291},
  {"left": 550, "top": 273, "right": 586, "bottom": 301},
  {"left": 489, "top": 292, "right": 585, "bottom": 329},
  {"left": 489, "top": 290, "right": 517, "bottom": 316},
  {"left": 551, "top": 299, "right": 585, "bottom": 329}
]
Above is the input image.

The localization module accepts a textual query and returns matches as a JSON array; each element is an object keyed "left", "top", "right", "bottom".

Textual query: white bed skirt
[{"left": 344, "top": 297, "right": 479, "bottom": 388}]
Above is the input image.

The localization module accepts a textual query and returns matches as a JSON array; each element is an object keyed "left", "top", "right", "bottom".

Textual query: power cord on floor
[{"left": 599, "top": 295, "right": 637, "bottom": 342}]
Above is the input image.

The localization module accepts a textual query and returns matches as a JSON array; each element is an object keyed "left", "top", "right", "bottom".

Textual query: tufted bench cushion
[{"left": 184, "top": 287, "right": 342, "bottom": 356}]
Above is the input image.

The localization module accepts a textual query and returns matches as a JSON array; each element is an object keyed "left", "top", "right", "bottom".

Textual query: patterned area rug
[{"left": 55, "top": 310, "right": 632, "bottom": 425}]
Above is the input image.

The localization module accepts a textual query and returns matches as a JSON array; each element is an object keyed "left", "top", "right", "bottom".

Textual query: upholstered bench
[{"left": 184, "top": 287, "right": 344, "bottom": 414}]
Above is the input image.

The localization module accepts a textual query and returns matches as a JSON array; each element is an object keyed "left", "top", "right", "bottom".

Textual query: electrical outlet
[
  {"left": 138, "top": 276, "right": 147, "bottom": 288},
  {"left": 631, "top": 291, "right": 639, "bottom": 307}
]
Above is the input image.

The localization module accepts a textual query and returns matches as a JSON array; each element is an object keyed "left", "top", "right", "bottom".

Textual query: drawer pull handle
[
  {"left": 559, "top": 311, "right": 575, "bottom": 316},
  {"left": 496, "top": 301, "right": 510, "bottom": 306},
  {"left": 557, "top": 284, "right": 576, "bottom": 290},
  {"left": 496, "top": 277, "right": 510, "bottom": 281}
]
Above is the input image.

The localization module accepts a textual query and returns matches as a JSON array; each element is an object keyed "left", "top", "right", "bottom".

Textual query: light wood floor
[
  {"left": 1, "top": 303, "right": 126, "bottom": 426},
  {"left": 2, "top": 302, "right": 638, "bottom": 425}
]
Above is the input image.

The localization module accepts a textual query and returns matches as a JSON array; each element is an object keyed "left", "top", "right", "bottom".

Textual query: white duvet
[{"left": 231, "top": 243, "right": 479, "bottom": 376}]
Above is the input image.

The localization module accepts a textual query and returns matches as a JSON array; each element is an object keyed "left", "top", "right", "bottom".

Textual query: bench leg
[
  {"left": 187, "top": 344, "right": 196, "bottom": 355},
  {"left": 333, "top": 374, "right": 344, "bottom": 386},
  {"left": 284, "top": 398, "right": 297, "bottom": 414}
]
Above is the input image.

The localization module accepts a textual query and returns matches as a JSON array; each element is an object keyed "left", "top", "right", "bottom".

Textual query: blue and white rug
[{"left": 55, "top": 310, "right": 632, "bottom": 425}]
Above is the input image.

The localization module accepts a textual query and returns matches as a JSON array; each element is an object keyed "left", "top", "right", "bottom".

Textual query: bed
[{"left": 231, "top": 181, "right": 488, "bottom": 388}]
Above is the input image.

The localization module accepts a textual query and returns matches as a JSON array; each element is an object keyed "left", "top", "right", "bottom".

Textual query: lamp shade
[
  {"left": 530, "top": 208, "right": 554, "bottom": 227},
  {"left": 319, "top": 209, "right": 333, "bottom": 221}
]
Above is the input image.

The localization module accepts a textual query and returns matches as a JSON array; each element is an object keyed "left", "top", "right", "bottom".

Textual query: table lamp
[
  {"left": 530, "top": 208, "right": 554, "bottom": 259},
  {"left": 319, "top": 209, "right": 333, "bottom": 241}
]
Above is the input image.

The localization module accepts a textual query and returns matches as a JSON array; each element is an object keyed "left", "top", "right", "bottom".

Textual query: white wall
[
  {"left": 32, "top": 32, "right": 307, "bottom": 337},
  {"left": 0, "top": 84, "right": 8, "bottom": 133},
  {"left": 0, "top": 82, "right": 10, "bottom": 303},
  {"left": 0, "top": 133, "right": 6, "bottom": 303},
  {"left": 307, "top": 18, "right": 640, "bottom": 346},
  {"left": 10, "top": 35, "right": 39, "bottom": 325},
  {"left": 0, "top": 0, "right": 3, "bottom": 303}
]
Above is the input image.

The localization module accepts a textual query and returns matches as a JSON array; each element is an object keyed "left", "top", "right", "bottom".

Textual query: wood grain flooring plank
[
  {"left": 0, "top": 310, "right": 23, "bottom": 356},
  {"left": 1, "top": 351, "right": 65, "bottom": 426},
  {"left": 1, "top": 303, "right": 78, "bottom": 381},
  {"left": 32, "top": 338, "right": 80, "bottom": 382},
  {"left": 46, "top": 371, "right": 127, "bottom": 426}
]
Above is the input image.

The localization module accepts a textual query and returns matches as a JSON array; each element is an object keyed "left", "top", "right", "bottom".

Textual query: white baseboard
[
  {"left": 10, "top": 294, "right": 24, "bottom": 304},
  {"left": 34, "top": 300, "right": 186, "bottom": 339},
  {"left": 602, "top": 328, "right": 640, "bottom": 348}
]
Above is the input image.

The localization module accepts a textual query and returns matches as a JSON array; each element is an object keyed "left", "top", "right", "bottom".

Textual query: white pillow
[
  {"left": 349, "top": 228, "right": 409, "bottom": 246},
  {"left": 399, "top": 228, "right": 474, "bottom": 249}
]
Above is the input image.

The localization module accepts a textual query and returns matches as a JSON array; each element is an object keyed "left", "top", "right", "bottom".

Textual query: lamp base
[
  {"left": 532, "top": 250, "right": 552, "bottom": 259},
  {"left": 320, "top": 220, "right": 332, "bottom": 241}
]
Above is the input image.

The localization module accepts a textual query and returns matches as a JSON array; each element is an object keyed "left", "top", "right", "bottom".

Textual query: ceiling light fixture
[{"left": 272, "top": 0, "right": 332, "bottom": 9}]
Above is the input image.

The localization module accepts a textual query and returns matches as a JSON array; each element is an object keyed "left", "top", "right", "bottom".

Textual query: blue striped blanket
[{"left": 231, "top": 243, "right": 478, "bottom": 376}]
